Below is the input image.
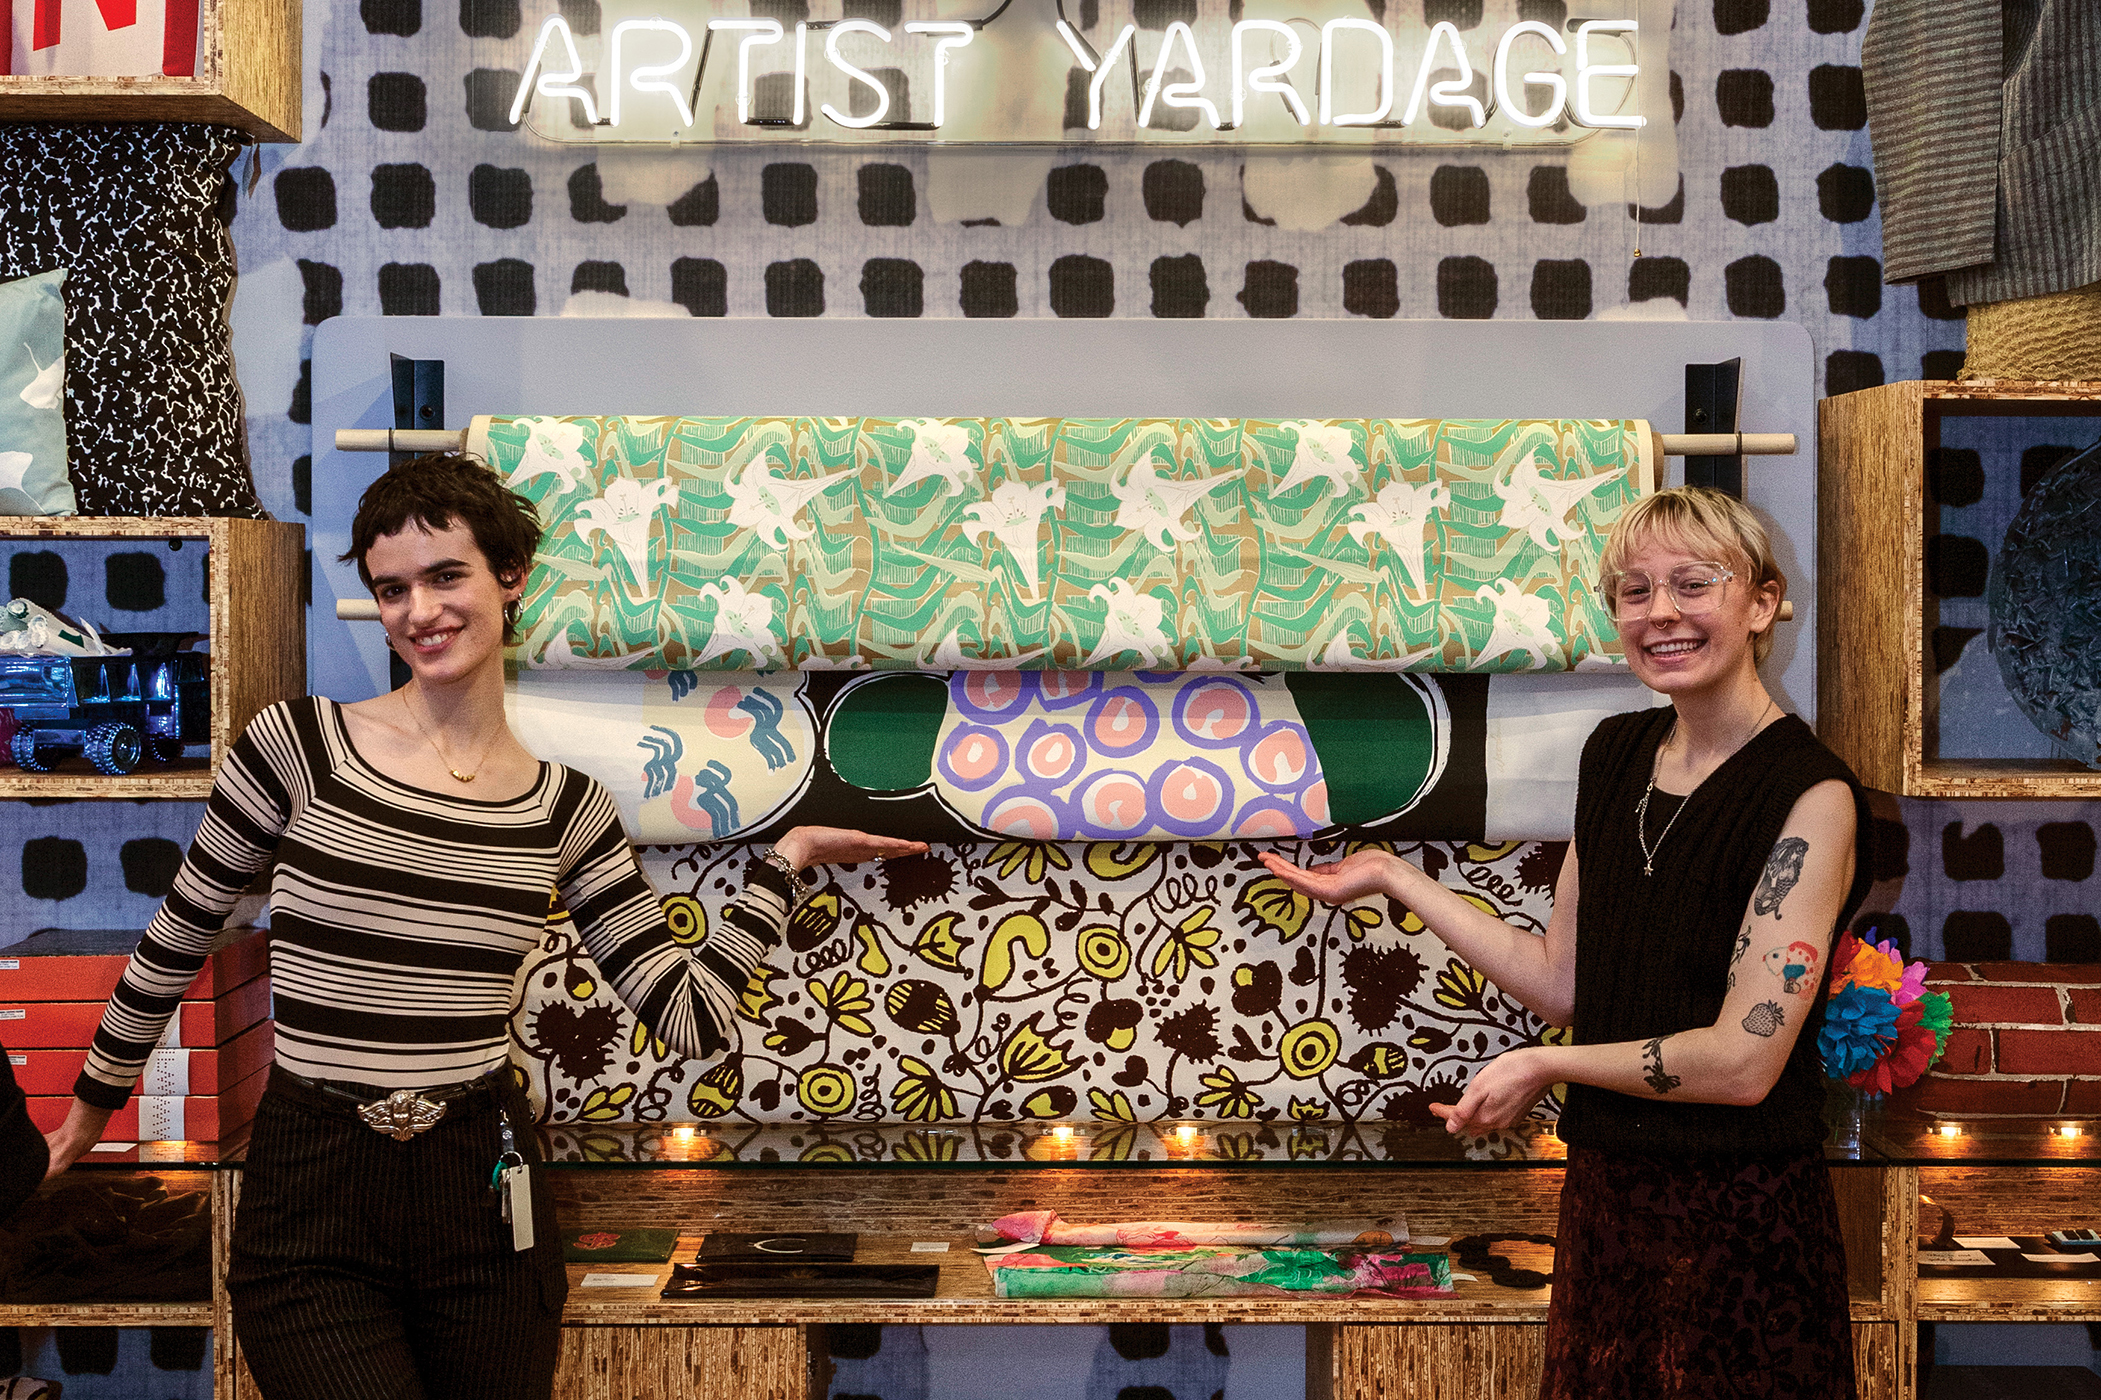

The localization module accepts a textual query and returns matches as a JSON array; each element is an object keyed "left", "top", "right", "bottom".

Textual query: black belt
[{"left": 278, "top": 1067, "right": 503, "bottom": 1141}]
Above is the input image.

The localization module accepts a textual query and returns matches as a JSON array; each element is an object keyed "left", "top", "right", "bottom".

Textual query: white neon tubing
[
  {"left": 1574, "top": 19, "right": 1646, "bottom": 129},
  {"left": 1139, "top": 21, "right": 1220, "bottom": 129},
  {"left": 1055, "top": 19, "right": 1095, "bottom": 71},
  {"left": 1492, "top": 19, "right": 1566, "bottom": 128},
  {"left": 508, "top": 15, "right": 598, "bottom": 127},
  {"left": 904, "top": 21, "right": 975, "bottom": 128},
  {"left": 1231, "top": 20, "right": 1308, "bottom": 128},
  {"left": 1402, "top": 20, "right": 1482, "bottom": 127},
  {"left": 1086, "top": 24, "right": 1138, "bottom": 130},
  {"left": 794, "top": 22, "right": 808, "bottom": 124},
  {"left": 1319, "top": 18, "right": 1392, "bottom": 126},
  {"left": 707, "top": 18, "right": 785, "bottom": 125},
  {"left": 823, "top": 19, "right": 894, "bottom": 128},
  {"left": 609, "top": 19, "right": 696, "bottom": 128}
]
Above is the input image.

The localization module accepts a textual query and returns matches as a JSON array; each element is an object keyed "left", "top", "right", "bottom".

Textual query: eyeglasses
[{"left": 1604, "top": 562, "right": 1735, "bottom": 620}]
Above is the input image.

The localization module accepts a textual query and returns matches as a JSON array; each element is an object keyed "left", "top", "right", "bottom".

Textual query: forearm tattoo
[
  {"left": 1754, "top": 837, "right": 1810, "bottom": 918},
  {"left": 1727, "top": 924, "right": 1751, "bottom": 990},
  {"left": 1742, "top": 1001, "right": 1785, "bottom": 1037},
  {"left": 1641, "top": 1036, "right": 1682, "bottom": 1096}
]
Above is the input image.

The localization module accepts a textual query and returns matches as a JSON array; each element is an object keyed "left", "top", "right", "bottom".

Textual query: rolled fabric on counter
[
  {"left": 468, "top": 416, "right": 1655, "bottom": 674},
  {"left": 978, "top": 1211, "right": 1405, "bottom": 1249},
  {"left": 985, "top": 1246, "right": 1455, "bottom": 1299},
  {"left": 504, "top": 665, "right": 1657, "bottom": 844}
]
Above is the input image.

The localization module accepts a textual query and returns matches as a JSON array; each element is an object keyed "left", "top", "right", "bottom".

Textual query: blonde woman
[{"left": 1263, "top": 487, "right": 1871, "bottom": 1398}]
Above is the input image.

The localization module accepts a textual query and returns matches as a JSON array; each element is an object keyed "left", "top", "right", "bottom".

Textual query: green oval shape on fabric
[
  {"left": 1282, "top": 672, "right": 1440, "bottom": 827},
  {"left": 826, "top": 672, "right": 948, "bottom": 791}
]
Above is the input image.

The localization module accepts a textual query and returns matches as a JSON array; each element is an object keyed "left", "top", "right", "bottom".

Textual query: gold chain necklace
[
  {"left": 1636, "top": 699, "right": 1778, "bottom": 876},
  {"left": 402, "top": 688, "right": 502, "bottom": 784}
]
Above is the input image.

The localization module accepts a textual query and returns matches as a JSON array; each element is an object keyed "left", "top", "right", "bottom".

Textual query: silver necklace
[
  {"left": 1637, "top": 699, "right": 1778, "bottom": 876},
  {"left": 402, "top": 688, "right": 502, "bottom": 784}
]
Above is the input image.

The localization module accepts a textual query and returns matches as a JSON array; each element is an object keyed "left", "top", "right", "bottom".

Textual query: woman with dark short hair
[
  {"left": 41, "top": 454, "right": 926, "bottom": 1399},
  {"left": 1262, "top": 486, "right": 1872, "bottom": 1399}
]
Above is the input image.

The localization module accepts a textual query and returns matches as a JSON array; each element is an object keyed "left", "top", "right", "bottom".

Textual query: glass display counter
[{"left": 27, "top": 1107, "right": 2096, "bottom": 1400}]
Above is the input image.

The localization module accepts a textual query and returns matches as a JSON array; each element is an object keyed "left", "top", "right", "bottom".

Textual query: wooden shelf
[
  {"left": 0, "top": 1301, "right": 212, "bottom": 1327},
  {"left": 1818, "top": 380, "right": 2101, "bottom": 797},
  {"left": 0, "top": 0, "right": 299, "bottom": 141},
  {"left": 0, "top": 516, "right": 305, "bottom": 799},
  {"left": 1918, "top": 1279, "right": 2101, "bottom": 1323}
]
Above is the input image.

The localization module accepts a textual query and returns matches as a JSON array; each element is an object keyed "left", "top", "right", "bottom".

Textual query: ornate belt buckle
[{"left": 357, "top": 1089, "right": 448, "bottom": 1141}]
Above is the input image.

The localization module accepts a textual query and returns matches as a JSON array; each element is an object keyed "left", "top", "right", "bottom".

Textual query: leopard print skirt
[{"left": 1541, "top": 1145, "right": 1856, "bottom": 1400}]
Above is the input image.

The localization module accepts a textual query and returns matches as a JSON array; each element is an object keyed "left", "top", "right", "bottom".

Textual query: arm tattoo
[
  {"left": 1742, "top": 1001, "right": 1785, "bottom": 1037},
  {"left": 1641, "top": 1036, "right": 1682, "bottom": 1095},
  {"left": 1727, "top": 924, "right": 1751, "bottom": 990},
  {"left": 1754, "top": 837, "right": 1810, "bottom": 918}
]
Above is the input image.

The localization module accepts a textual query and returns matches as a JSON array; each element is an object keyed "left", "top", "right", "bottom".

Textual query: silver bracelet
[{"left": 760, "top": 848, "right": 812, "bottom": 906}]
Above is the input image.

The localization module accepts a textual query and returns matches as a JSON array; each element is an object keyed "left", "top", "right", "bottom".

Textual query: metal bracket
[
  {"left": 389, "top": 354, "right": 446, "bottom": 468},
  {"left": 384, "top": 355, "right": 445, "bottom": 687},
  {"left": 1682, "top": 358, "right": 1743, "bottom": 497}
]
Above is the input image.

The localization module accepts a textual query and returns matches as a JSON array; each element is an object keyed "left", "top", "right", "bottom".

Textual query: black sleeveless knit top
[{"left": 1557, "top": 707, "right": 1873, "bottom": 1157}]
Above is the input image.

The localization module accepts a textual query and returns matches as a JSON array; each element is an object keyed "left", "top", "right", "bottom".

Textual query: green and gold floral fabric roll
[{"left": 466, "top": 415, "right": 1654, "bottom": 672}]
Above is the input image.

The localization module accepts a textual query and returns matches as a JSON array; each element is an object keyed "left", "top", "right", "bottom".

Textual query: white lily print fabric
[{"left": 467, "top": 415, "right": 1654, "bottom": 672}]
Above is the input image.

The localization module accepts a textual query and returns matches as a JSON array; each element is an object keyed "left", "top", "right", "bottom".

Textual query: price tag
[
  {"left": 500, "top": 1165, "right": 534, "bottom": 1252},
  {"left": 1918, "top": 1250, "right": 1992, "bottom": 1266},
  {"left": 910, "top": 1242, "right": 950, "bottom": 1253},
  {"left": 582, "top": 1273, "right": 661, "bottom": 1287}
]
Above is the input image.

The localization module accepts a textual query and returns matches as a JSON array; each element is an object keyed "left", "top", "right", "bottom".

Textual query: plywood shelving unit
[
  {"left": 0, "top": 516, "right": 305, "bottom": 797},
  {"left": 0, "top": 0, "right": 299, "bottom": 141},
  {"left": 1818, "top": 379, "right": 2101, "bottom": 798}
]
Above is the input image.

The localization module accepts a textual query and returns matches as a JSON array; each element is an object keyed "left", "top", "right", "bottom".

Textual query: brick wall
[{"left": 1905, "top": 963, "right": 2101, "bottom": 1118}]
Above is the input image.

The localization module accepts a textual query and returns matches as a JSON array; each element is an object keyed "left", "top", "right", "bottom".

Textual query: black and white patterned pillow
[{"left": 0, "top": 123, "right": 261, "bottom": 517}]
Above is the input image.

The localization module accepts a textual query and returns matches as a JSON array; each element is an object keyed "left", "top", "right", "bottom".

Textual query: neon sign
[{"left": 507, "top": 0, "right": 1646, "bottom": 146}]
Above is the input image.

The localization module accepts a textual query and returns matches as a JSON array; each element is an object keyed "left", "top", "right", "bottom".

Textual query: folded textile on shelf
[
  {"left": 977, "top": 1209, "right": 1406, "bottom": 1249},
  {"left": 985, "top": 1244, "right": 1453, "bottom": 1299}
]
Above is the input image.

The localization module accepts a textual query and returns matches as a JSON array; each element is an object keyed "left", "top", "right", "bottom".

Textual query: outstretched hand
[
  {"left": 1256, "top": 848, "right": 1407, "bottom": 907},
  {"left": 1428, "top": 1049, "right": 1553, "bottom": 1136},
  {"left": 772, "top": 827, "right": 929, "bottom": 870}
]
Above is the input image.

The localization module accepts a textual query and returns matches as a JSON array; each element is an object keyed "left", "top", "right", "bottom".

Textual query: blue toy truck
[{"left": 0, "top": 650, "right": 210, "bottom": 775}]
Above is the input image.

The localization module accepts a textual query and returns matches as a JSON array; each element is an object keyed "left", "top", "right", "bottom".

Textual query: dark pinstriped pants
[{"left": 228, "top": 1068, "right": 568, "bottom": 1400}]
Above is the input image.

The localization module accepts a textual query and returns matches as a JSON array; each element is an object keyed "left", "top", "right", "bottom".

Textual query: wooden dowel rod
[
  {"left": 1657, "top": 432, "right": 1796, "bottom": 456},
  {"left": 335, "top": 428, "right": 1796, "bottom": 458},
  {"left": 334, "top": 428, "right": 470, "bottom": 453},
  {"left": 334, "top": 595, "right": 1793, "bottom": 627}
]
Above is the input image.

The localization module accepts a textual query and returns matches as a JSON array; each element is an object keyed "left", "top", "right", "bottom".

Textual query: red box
[
  {"left": 0, "top": 926, "right": 266, "bottom": 1002},
  {"left": 25, "top": 1061, "right": 269, "bottom": 1142},
  {"left": 7, "top": 1018, "right": 274, "bottom": 1097},
  {"left": 0, "top": 972, "right": 269, "bottom": 1049}
]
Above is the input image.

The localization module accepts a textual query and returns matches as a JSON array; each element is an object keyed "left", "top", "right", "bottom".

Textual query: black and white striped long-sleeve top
[{"left": 77, "top": 697, "right": 789, "bottom": 1109}]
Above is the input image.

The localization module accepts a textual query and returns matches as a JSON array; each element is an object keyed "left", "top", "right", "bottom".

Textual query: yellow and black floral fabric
[{"left": 511, "top": 838, "right": 1567, "bottom": 1127}]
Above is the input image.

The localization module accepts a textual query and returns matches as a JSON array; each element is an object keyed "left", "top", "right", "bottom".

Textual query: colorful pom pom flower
[{"left": 1821, "top": 932, "right": 1952, "bottom": 1095}]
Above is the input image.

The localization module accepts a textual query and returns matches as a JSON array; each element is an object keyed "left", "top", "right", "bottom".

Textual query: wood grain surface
[
  {"left": 553, "top": 1324, "right": 810, "bottom": 1400},
  {"left": 0, "top": 517, "right": 305, "bottom": 798},
  {"left": 1817, "top": 379, "right": 2101, "bottom": 797},
  {"left": 0, "top": 0, "right": 299, "bottom": 141}
]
